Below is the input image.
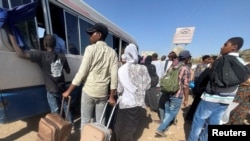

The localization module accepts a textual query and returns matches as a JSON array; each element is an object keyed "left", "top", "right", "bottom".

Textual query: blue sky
[{"left": 83, "top": 0, "right": 250, "bottom": 58}]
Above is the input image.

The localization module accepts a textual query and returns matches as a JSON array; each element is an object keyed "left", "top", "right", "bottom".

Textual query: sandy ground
[{"left": 0, "top": 96, "right": 193, "bottom": 141}]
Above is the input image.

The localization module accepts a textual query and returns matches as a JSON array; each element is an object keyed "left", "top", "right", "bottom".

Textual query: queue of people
[{"left": 5, "top": 21, "right": 250, "bottom": 141}]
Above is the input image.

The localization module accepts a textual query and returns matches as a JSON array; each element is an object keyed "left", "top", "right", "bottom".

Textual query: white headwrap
[
  {"left": 117, "top": 43, "right": 151, "bottom": 109},
  {"left": 124, "top": 43, "right": 138, "bottom": 63}
]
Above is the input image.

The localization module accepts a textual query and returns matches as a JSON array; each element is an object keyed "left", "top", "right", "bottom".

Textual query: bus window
[
  {"left": 4, "top": 0, "right": 40, "bottom": 50},
  {"left": 9, "top": 0, "right": 33, "bottom": 7},
  {"left": 113, "top": 35, "right": 120, "bottom": 55},
  {"left": 106, "top": 33, "right": 113, "bottom": 48},
  {"left": 65, "top": 12, "right": 80, "bottom": 55},
  {"left": 38, "top": 27, "right": 45, "bottom": 38},
  {"left": 79, "top": 19, "right": 92, "bottom": 55},
  {"left": 0, "top": 0, "right": 9, "bottom": 8},
  {"left": 14, "top": 19, "right": 39, "bottom": 50},
  {"left": 121, "top": 40, "right": 128, "bottom": 54},
  {"left": 49, "top": 3, "right": 66, "bottom": 53}
]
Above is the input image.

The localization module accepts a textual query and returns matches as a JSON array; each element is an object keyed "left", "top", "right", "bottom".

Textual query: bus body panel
[
  {"left": 0, "top": 86, "right": 49, "bottom": 123},
  {"left": 0, "top": 51, "right": 82, "bottom": 90},
  {"left": 0, "top": 50, "right": 82, "bottom": 123},
  {"left": 0, "top": 51, "right": 44, "bottom": 90}
]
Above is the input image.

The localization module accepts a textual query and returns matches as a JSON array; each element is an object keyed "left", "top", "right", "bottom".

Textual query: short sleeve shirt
[{"left": 29, "top": 51, "right": 70, "bottom": 93}]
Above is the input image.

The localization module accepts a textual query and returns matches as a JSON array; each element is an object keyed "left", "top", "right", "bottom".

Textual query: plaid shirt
[{"left": 173, "top": 63, "right": 191, "bottom": 98}]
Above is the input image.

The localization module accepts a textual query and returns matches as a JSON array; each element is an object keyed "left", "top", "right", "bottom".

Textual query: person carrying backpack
[
  {"left": 155, "top": 50, "right": 191, "bottom": 137},
  {"left": 155, "top": 51, "right": 179, "bottom": 124}
]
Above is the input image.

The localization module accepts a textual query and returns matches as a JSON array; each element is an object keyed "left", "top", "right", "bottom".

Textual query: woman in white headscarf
[{"left": 113, "top": 43, "right": 151, "bottom": 141}]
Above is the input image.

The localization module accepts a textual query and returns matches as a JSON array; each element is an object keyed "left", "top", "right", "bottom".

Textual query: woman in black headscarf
[{"left": 144, "top": 55, "right": 159, "bottom": 112}]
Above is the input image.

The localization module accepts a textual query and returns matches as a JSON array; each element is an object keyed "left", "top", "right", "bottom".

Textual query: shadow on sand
[
  {"left": 110, "top": 108, "right": 153, "bottom": 141},
  {"left": 181, "top": 106, "right": 192, "bottom": 140},
  {"left": 0, "top": 113, "right": 45, "bottom": 141},
  {"left": 0, "top": 113, "right": 81, "bottom": 141},
  {"left": 135, "top": 108, "right": 153, "bottom": 140}
]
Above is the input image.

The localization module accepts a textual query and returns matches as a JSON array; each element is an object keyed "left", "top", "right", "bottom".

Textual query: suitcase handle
[
  {"left": 99, "top": 101, "right": 118, "bottom": 128},
  {"left": 60, "top": 96, "right": 71, "bottom": 120}
]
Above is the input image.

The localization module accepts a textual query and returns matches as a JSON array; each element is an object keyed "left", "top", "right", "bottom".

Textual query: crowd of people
[{"left": 5, "top": 22, "right": 250, "bottom": 141}]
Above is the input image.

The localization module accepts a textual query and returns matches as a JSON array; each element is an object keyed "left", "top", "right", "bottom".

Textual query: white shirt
[
  {"left": 152, "top": 60, "right": 164, "bottom": 87},
  {"left": 164, "top": 60, "right": 173, "bottom": 74}
]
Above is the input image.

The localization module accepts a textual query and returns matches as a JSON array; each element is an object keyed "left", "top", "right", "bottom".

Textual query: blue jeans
[
  {"left": 157, "top": 96, "right": 182, "bottom": 132},
  {"left": 47, "top": 92, "right": 73, "bottom": 123},
  {"left": 157, "top": 91, "right": 165, "bottom": 121},
  {"left": 80, "top": 90, "right": 107, "bottom": 129},
  {"left": 187, "top": 100, "right": 228, "bottom": 141},
  {"left": 159, "top": 107, "right": 165, "bottom": 121}
]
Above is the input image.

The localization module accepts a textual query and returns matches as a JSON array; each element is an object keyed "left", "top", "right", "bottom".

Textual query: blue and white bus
[{"left": 0, "top": 0, "right": 137, "bottom": 123}]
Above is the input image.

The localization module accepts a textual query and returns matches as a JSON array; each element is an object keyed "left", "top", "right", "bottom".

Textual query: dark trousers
[{"left": 114, "top": 106, "right": 142, "bottom": 141}]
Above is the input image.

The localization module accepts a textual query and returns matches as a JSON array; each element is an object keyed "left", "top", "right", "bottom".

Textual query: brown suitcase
[
  {"left": 81, "top": 101, "right": 117, "bottom": 141},
  {"left": 37, "top": 96, "right": 72, "bottom": 141}
]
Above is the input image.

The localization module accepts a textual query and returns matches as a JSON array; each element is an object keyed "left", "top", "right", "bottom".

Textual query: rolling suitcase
[
  {"left": 37, "top": 96, "right": 72, "bottom": 141},
  {"left": 81, "top": 101, "right": 117, "bottom": 141}
]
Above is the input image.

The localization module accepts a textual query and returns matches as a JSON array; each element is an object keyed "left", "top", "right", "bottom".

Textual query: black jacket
[
  {"left": 144, "top": 56, "right": 159, "bottom": 87},
  {"left": 209, "top": 55, "right": 249, "bottom": 87},
  {"left": 208, "top": 55, "right": 249, "bottom": 94}
]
